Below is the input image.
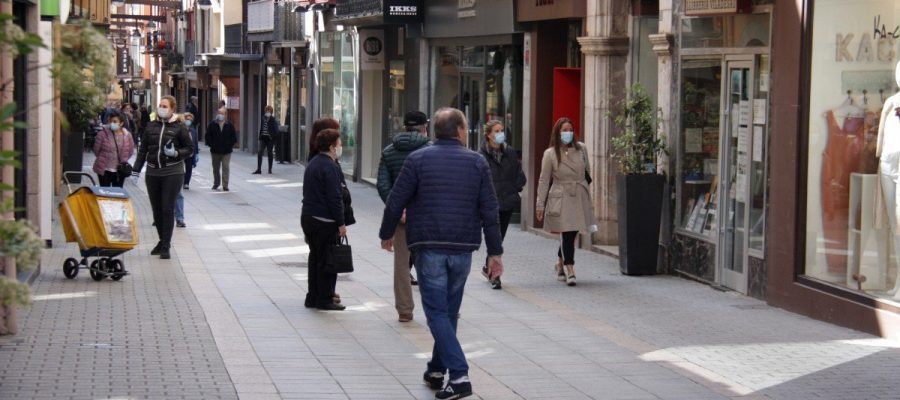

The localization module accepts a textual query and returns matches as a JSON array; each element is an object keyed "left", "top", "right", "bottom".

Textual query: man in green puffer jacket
[{"left": 377, "top": 111, "right": 430, "bottom": 323}]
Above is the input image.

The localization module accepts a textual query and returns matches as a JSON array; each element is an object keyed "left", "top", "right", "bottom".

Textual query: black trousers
[
  {"left": 98, "top": 171, "right": 125, "bottom": 188},
  {"left": 257, "top": 137, "right": 274, "bottom": 172},
  {"left": 301, "top": 215, "right": 339, "bottom": 307},
  {"left": 557, "top": 231, "right": 579, "bottom": 265},
  {"left": 278, "top": 132, "right": 291, "bottom": 163},
  {"left": 484, "top": 210, "right": 514, "bottom": 268},
  {"left": 184, "top": 160, "right": 194, "bottom": 186},
  {"left": 146, "top": 174, "right": 184, "bottom": 246}
]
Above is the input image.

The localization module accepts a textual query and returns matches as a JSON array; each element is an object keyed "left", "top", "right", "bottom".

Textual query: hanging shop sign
[
  {"left": 359, "top": 30, "right": 385, "bottom": 70},
  {"left": 458, "top": 0, "right": 476, "bottom": 19},
  {"left": 116, "top": 47, "right": 131, "bottom": 77},
  {"left": 384, "top": 0, "right": 422, "bottom": 24},
  {"left": 684, "top": 0, "right": 751, "bottom": 16}
]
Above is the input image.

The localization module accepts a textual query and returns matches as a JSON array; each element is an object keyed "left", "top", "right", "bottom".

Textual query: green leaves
[{"left": 608, "top": 83, "right": 669, "bottom": 175}]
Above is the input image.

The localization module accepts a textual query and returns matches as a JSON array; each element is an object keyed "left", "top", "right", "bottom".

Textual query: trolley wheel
[
  {"left": 110, "top": 259, "right": 125, "bottom": 281},
  {"left": 63, "top": 258, "right": 79, "bottom": 279},
  {"left": 89, "top": 259, "right": 106, "bottom": 281}
]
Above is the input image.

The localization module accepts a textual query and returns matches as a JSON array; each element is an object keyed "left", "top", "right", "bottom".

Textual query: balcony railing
[
  {"left": 224, "top": 24, "right": 243, "bottom": 54},
  {"left": 275, "top": 1, "right": 305, "bottom": 43},
  {"left": 335, "top": 0, "right": 380, "bottom": 19}
]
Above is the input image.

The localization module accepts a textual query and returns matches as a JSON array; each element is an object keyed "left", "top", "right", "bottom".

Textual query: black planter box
[{"left": 617, "top": 173, "right": 665, "bottom": 275}]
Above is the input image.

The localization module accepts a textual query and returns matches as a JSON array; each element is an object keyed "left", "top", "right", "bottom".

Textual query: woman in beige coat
[{"left": 536, "top": 117, "right": 595, "bottom": 286}]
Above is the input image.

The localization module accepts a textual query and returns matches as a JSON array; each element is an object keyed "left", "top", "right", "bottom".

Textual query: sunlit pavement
[{"left": 2, "top": 150, "right": 900, "bottom": 400}]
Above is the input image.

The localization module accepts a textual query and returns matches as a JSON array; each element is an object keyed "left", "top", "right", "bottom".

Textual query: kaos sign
[{"left": 835, "top": 15, "right": 900, "bottom": 63}]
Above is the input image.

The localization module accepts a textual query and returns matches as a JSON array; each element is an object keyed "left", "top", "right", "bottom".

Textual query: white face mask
[
  {"left": 334, "top": 145, "right": 343, "bottom": 159},
  {"left": 158, "top": 107, "right": 171, "bottom": 119}
]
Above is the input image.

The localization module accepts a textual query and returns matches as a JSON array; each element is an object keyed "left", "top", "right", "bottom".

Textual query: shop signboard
[
  {"left": 359, "top": 30, "right": 385, "bottom": 70},
  {"left": 685, "top": 0, "right": 751, "bottom": 16},
  {"left": 116, "top": 47, "right": 131, "bottom": 77},
  {"left": 384, "top": 0, "right": 422, "bottom": 24}
]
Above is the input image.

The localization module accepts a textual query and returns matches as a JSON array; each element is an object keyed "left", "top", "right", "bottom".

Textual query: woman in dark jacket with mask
[
  {"left": 479, "top": 120, "right": 526, "bottom": 289},
  {"left": 132, "top": 95, "right": 194, "bottom": 260}
]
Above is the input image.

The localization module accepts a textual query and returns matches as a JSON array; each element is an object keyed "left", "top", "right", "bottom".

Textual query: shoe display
[
  {"left": 176, "top": 220, "right": 186, "bottom": 228},
  {"left": 252, "top": 170, "right": 262, "bottom": 175},
  {"left": 435, "top": 381, "right": 472, "bottom": 399},
  {"left": 317, "top": 302, "right": 346, "bottom": 311},
  {"left": 423, "top": 371, "right": 445, "bottom": 390},
  {"left": 150, "top": 242, "right": 162, "bottom": 255},
  {"left": 399, "top": 313, "right": 413, "bottom": 322}
]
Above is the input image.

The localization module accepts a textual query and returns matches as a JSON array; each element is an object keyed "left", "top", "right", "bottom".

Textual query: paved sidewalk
[{"left": 2, "top": 150, "right": 900, "bottom": 400}]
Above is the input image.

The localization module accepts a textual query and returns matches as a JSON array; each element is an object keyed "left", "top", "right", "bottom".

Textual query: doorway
[{"left": 460, "top": 72, "right": 483, "bottom": 150}]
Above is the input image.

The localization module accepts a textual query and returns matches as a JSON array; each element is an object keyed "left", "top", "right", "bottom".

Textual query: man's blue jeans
[
  {"left": 414, "top": 249, "right": 472, "bottom": 380},
  {"left": 174, "top": 190, "right": 184, "bottom": 222}
]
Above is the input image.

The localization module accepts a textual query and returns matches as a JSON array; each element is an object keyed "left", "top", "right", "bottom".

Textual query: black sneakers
[
  {"left": 176, "top": 220, "right": 186, "bottom": 228},
  {"left": 150, "top": 242, "right": 162, "bottom": 255},
  {"left": 159, "top": 245, "right": 171, "bottom": 260},
  {"left": 423, "top": 371, "right": 444, "bottom": 390},
  {"left": 435, "top": 381, "right": 472, "bottom": 400}
]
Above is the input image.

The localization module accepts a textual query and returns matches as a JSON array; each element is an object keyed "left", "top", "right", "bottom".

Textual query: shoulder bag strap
[{"left": 111, "top": 130, "right": 123, "bottom": 163}]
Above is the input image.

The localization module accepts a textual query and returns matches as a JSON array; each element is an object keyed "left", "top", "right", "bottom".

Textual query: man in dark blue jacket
[{"left": 379, "top": 107, "right": 504, "bottom": 400}]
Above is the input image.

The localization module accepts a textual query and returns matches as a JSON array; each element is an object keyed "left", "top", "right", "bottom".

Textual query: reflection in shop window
[{"left": 804, "top": 0, "right": 900, "bottom": 302}]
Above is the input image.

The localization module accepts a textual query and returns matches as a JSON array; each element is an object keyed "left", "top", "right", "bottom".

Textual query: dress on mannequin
[
  {"left": 875, "top": 61, "right": 900, "bottom": 300},
  {"left": 821, "top": 110, "right": 865, "bottom": 274}
]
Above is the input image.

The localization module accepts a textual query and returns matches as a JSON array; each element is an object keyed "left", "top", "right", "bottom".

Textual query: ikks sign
[
  {"left": 685, "top": 0, "right": 751, "bottom": 16},
  {"left": 383, "top": 0, "right": 422, "bottom": 24}
]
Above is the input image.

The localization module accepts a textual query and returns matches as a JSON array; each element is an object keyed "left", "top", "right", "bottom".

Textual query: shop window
[
  {"left": 681, "top": 13, "right": 770, "bottom": 49},
  {"left": 432, "top": 46, "right": 460, "bottom": 111},
  {"left": 318, "top": 30, "right": 359, "bottom": 173},
  {"left": 803, "top": 0, "right": 900, "bottom": 302},
  {"left": 388, "top": 60, "right": 406, "bottom": 134},
  {"left": 632, "top": 16, "right": 660, "bottom": 109},
  {"left": 678, "top": 60, "right": 722, "bottom": 238}
]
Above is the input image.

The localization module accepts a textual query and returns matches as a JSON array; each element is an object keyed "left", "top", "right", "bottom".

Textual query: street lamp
[{"left": 197, "top": 0, "right": 212, "bottom": 11}]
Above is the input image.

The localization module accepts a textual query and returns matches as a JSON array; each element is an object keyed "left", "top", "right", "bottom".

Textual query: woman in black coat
[
  {"left": 479, "top": 120, "right": 526, "bottom": 289},
  {"left": 301, "top": 128, "right": 348, "bottom": 311},
  {"left": 253, "top": 105, "right": 279, "bottom": 174},
  {"left": 132, "top": 95, "right": 194, "bottom": 260}
]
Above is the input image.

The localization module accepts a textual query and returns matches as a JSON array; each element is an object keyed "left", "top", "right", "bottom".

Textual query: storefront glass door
[
  {"left": 460, "top": 72, "right": 483, "bottom": 150},
  {"left": 718, "top": 59, "right": 754, "bottom": 294}
]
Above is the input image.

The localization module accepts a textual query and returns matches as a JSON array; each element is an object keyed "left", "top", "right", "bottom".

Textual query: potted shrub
[{"left": 609, "top": 83, "right": 668, "bottom": 275}]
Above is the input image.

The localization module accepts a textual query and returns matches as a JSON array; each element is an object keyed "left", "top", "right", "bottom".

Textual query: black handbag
[
  {"left": 324, "top": 236, "right": 354, "bottom": 274},
  {"left": 111, "top": 131, "right": 133, "bottom": 179}
]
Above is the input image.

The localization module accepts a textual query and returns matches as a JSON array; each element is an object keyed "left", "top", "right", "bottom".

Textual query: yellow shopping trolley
[{"left": 58, "top": 172, "right": 138, "bottom": 281}]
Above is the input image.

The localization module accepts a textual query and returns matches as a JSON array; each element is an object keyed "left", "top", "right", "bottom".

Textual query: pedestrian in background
[
  {"left": 376, "top": 110, "right": 430, "bottom": 322},
  {"left": 175, "top": 112, "right": 200, "bottom": 228},
  {"left": 121, "top": 103, "right": 138, "bottom": 146},
  {"left": 206, "top": 108, "right": 237, "bottom": 191},
  {"left": 253, "top": 105, "right": 279, "bottom": 175},
  {"left": 132, "top": 95, "right": 194, "bottom": 260},
  {"left": 307, "top": 118, "right": 340, "bottom": 161},
  {"left": 479, "top": 120, "right": 526, "bottom": 290},
  {"left": 181, "top": 112, "right": 200, "bottom": 190},
  {"left": 535, "top": 117, "right": 595, "bottom": 286},
  {"left": 379, "top": 108, "right": 504, "bottom": 399},
  {"left": 301, "top": 128, "right": 348, "bottom": 311},
  {"left": 92, "top": 110, "right": 134, "bottom": 188}
]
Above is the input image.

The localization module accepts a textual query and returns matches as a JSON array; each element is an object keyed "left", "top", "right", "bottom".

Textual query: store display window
[
  {"left": 318, "top": 30, "right": 359, "bottom": 173},
  {"left": 803, "top": 0, "right": 900, "bottom": 302}
]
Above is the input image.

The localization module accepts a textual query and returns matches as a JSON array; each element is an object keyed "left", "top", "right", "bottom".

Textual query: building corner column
[
  {"left": 653, "top": 0, "right": 677, "bottom": 271},
  {"left": 578, "top": 0, "right": 630, "bottom": 247}
]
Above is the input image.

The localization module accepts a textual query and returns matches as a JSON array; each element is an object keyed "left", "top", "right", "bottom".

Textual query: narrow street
[{"left": 2, "top": 151, "right": 899, "bottom": 400}]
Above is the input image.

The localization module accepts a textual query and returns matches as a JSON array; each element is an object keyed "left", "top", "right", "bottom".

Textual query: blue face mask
[
  {"left": 216, "top": 114, "right": 225, "bottom": 122},
  {"left": 493, "top": 131, "right": 506, "bottom": 145},
  {"left": 109, "top": 123, "right": 120, "bottom": 131},
  {"left": 560, "top": 131, "right": 575, "bottom": 145},
  {"left": 184, "top": 120, "right": 192, "bottom": 127}
]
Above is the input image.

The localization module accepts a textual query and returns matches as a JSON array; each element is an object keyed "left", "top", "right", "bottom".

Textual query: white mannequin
[{"left": 877, "top": 61, "right": 900, "bottom": 300}]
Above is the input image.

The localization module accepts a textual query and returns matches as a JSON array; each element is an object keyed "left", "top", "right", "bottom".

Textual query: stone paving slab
[{"left": 0, "top": 157, "right": 237, "bottom": 399}]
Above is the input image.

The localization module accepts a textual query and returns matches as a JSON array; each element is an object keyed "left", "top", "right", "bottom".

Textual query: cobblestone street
[{"left": 2, "top": 152, "right": 900, "bottom": 400}]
